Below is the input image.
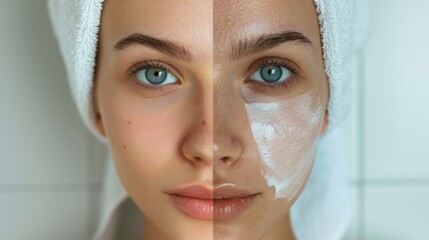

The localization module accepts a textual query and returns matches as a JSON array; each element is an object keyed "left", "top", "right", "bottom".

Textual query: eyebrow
[
  {"left": 229, "top": 31, "right": 313, "bottom": 61},
  {"left": 114, "top": 33, "right": 192, "bottom": 62}
]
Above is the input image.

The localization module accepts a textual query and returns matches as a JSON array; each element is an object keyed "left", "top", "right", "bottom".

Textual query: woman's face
[{"left": 95, "top": 0, "right": 328, "bottom": 239}]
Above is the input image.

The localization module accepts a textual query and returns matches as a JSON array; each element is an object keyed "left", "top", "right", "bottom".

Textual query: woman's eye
[
  {"left": 135, "top": 67, "right": 177, "bottom": 85},
  {"left": 249, "top": 64, "right": 292, "bottom": 83}
]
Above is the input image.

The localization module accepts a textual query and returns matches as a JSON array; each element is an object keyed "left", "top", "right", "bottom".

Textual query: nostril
[
  {"left": 181, "top": 131, "right": 214, "bottom": 166},
  {"left": 188, "top": 156, "right": 209, "bottom": 167},
  {"left": 220, "top": 156, "right": 231, "bottom": 163}
]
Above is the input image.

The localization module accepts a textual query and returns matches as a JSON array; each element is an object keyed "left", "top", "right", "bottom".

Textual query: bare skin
[
  {"left": 213, "top": 1, "right": 328, "bottom": 239},
  {"left": 95, "top": 1, "right": 214, "bottom": 239},
  {"left": 93, "top": 0, "right": 328, "bottom": 239}
]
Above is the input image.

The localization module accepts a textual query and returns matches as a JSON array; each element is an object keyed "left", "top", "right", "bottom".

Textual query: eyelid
[
  {"left": 242, "top": 57, "right": 303, "bottom": 96},
  {"left": 128, "top": 60, "right": 181, "bottom": 81},
  {"left": 246, "top": 57, "right": 301, "bottom": 78}
]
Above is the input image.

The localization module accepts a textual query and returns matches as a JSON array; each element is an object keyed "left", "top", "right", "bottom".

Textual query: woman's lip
[
  {"left": 166, "top": 184, "right": 260, "bottom": 220},
  {"left": 166, "top": 184, "right": 258, "bottom": 198},
  {"left": 166, "top": 184, "right": 213, "bottom": 199},
  {"left": 213, "top": 193, "right": 259, "bottom": 220}
]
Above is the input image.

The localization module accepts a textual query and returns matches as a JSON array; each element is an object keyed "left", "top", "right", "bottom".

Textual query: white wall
[
  {"left": 345, "top": 0, "right": 429, "bottom": 239},
  {"left": 0, "top": 0, "right": 107, "bottom": 239},
  {"left": 1, "top": 0, "right": 428, "bottom": 239}
]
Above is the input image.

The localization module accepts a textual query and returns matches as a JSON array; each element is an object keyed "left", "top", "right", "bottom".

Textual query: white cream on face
[{"left": 244, "top": 88, "right": 323, "bottom": 200}]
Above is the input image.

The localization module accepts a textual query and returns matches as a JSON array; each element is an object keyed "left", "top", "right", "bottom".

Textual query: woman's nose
[
  {"left": 182, "top": 78, "right": 214, "bottom": 167},
  {"left": 182, "top": 118, "right": 243, "bottom": 167},
  {"left": 182, "top": 118, "right": 214, "bottom": 167},
  {"left": 213, "top": 127, "right": 243, "bottom": 167},
  {"left": 181, "top": 115, "right": 243, "bottom": 168},
  {"left": 181, "top": 80, "right": 244, "bottom": 168}
]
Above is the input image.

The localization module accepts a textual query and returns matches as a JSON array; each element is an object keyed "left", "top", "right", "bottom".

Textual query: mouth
[{"left": 165, "top": 184, "right": 260, "bottom": 221}]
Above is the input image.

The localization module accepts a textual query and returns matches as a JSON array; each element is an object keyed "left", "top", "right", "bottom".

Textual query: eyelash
[
  {"left": 128, "top": 60, "right": 179, "bottom": 92},
  {"left": 127, "top": 58, "right": 299, "bottom": 94},
  {"left": 246, "top": 58, "right": 300, "bottom": 92}
]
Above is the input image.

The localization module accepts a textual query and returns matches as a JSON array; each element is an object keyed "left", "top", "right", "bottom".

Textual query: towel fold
[{"left": 47, "top": 0, "right": 105, "bottom": 143}]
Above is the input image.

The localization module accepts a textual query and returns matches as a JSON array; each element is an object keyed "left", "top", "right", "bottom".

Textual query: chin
[
  {"left": 165, "top": 218, "right": 213, "bottom": 240},
  {"left": 213, "top": 191, "right": 294, "bottom": 240},
  {"left": 214, "top": 224, "right": 251, "bottom": 240}
]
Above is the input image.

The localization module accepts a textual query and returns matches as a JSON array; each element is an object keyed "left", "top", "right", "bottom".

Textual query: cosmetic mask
[{"left": 244, "top": 87, "right": 323, "bottom": 200}]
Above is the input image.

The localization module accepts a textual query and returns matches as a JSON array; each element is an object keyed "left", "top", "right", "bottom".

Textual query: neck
[
  {"left": 141, "top": 215, "right": 170, "bottom": 240},
  {"left": 260, "top": 212, "right": 296, "bottom": 240},
  {"left": 142, "top": 213, "right": 295, "bottom": 240}
]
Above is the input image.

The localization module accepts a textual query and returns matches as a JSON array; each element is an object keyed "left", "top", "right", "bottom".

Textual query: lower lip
[{"left": 167, "top": 194, "right": 259, "bottom": 221}]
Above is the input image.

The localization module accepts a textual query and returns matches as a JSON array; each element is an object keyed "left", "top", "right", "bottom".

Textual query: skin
[
  {"left": 213, "top": 0, "right": 328, "bottom": 239},
  {"left": 94, "top": 0, "right": 328, "bottom": 239}
]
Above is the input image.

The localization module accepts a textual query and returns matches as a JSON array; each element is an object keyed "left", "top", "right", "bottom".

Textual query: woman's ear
[
  {"left": 95, "top": 111, "right": 107, "bottom": 137},
  {"left": 93, "top": 86, "right": 107, "bottom": 137},
  {"left": 320, "top": 109, "right": 329, "bottom": 136}
]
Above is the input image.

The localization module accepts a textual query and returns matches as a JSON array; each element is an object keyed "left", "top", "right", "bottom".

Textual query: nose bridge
[
  {"left": 182, "top": 64, "right": 245, "bottom": 168},
  {"left": 181, "top": 74, "right": 214, "bottom": 167},
  {"left": 213, "top": 74, "right": 244, "bottom": 166}
]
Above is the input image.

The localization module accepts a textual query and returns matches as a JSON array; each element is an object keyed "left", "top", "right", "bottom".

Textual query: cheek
[
  {"left": 244, "top": 88, "right": 323, "bottom": 201},
  {"left": 100, "top": 93, "right": 184, "bottom": 191}
]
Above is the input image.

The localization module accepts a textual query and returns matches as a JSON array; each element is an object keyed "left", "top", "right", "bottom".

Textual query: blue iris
[{"left": 136, "top": 67, "right": 176, "bottom": 85}]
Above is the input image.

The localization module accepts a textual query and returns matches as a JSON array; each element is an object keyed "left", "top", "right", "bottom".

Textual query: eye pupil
[
  {"left": 145, "top": 67, "right": 167, "bottom": 84},
  {"left": 261, "top": 65, "right": 282, "bottom": 83}
]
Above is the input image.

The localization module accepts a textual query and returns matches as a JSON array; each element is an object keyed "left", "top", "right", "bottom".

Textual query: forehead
[
  {"left": 214, "top": 0, "right": 320, "bottom": 53},
  {"left": 101, "top": 0, "right": 213, "bottom": 58}
]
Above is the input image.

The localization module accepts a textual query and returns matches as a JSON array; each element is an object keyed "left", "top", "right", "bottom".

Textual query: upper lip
[{"left": 166, "top": 184, "right": 259, "bottom": 200}]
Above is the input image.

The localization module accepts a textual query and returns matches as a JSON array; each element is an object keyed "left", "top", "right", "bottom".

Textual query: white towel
[
  {"left": 47, "top": 0, "right": 368, "bottom": 239},
  {"left": 291, "top": 0, "right": 369, "bottom": 239},
  {"left": 47, "top": 0, "right": 106, "bottom": 143}
]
